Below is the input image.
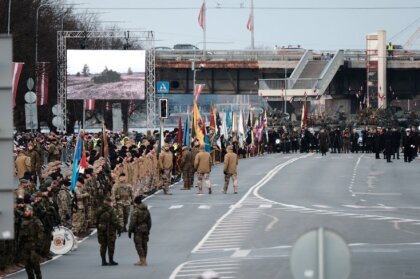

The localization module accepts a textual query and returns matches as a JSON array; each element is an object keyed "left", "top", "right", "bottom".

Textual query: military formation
[
  {"left": 3, "top": 120, "right": 418, "bottom": 277},
  {"left": 3, "top": 129, "right": 241, "bottom": 277},
  {"left": 266, "top": 125, "right": 420, "bottom": 162}
]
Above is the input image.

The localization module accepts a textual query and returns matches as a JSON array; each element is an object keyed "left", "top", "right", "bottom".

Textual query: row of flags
[
  {"left": 197, "top": 1, "right": 254, "bottom": 32},
  {"left": 181, "top": 102, "right": 270, "bottom": 150}
]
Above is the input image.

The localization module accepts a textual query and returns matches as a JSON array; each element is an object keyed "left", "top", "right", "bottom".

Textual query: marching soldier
[
  {"left": 96, "top": 197, "right": 121, "bottom": 266},
  {"left": 18, "top": 205, "right": 44, "bottom": 279},
  {"left": 128, "top": 195, "right": 152, "bottom": 266},
  {"left": 159, "top": 143, "right": 173, "bottom": 195},
  {"left": 222, "top": 146, "right": 238, "bottom": 194},
  {"left": 190, "top": 139, "right": 200, "bottom": 187},
  {"left": 194, "top": 144, "right": 212, "bottom": 195},
  {"left": 180, "top": 145, "right": 193, "bottom": 190},
  {"left": 111, "top": 173, "right": 133, "bottom": 231}
]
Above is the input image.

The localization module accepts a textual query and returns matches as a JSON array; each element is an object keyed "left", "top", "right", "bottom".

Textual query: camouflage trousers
[
  {"left": 223, "top": 173, "right": 238, "bottom": 193},
  {"left": 58, "top": 209, "right": 72, "bottom": 228},
  {"left": 116, "top": 204, "right": 131, "bottom": 228},
  {"left": 88, "top": 204, "right": 97, "bottom": 228},
  {"left": 182, "top": 171, "right": 192, "bottom": 189},
  {"left": 97, "top": 229, "right": 116, "bottom": 257},
  {"left": 161, "top": 169, "right": 172, "bottom": 193},
  {"left": 23, "top": 250, "right": 42, "bottom": 279},
  {"left": 190, "top": 171, "right": 196, "bottom": 187},
  {"left": 134, "top": 233, "right": 149, "bottom": 258},
  {"left": 72, "top": 208, "right": 86, "bottom": 237},
  {"left": 197, "top": 172, "right": 211, "bottom": 193}
]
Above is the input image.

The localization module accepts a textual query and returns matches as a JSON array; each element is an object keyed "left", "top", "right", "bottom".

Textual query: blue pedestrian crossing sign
[{"left": 157, "top": 81, "right": 170, "bottom": 94}]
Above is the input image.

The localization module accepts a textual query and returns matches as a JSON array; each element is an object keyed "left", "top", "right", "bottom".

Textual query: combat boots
[
  {"left": 108, "top": 254, "right": 118, "bottom": 266},
  {"left": 101, "top": 253, "right": 108, "bottom": 266},
  {"left": 140, "top": 257, "right": 147, "bottom": 266},
  {"left": 134, "top": 257, "right": 142, "bottom": 266}
]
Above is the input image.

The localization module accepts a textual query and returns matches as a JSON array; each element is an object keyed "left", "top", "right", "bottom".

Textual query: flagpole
[
  {"left": 82, "top": 99, "right": 86, "bottom": 129},
  {"left": 250, "top": 0, "right": 255, "bottom": 50},
  {"left": 203, "top": 0, "right": 207, "bottom": 59}
]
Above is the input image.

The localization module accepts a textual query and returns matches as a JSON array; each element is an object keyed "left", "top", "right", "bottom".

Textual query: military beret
[
  {"left": 19, "top": 178, "right": 29, "bottom": 184},
  {"left": 77, "top": 177, "right": 85, "bottom": 184},
  {"left": 85, "top": 168, "right": 94, "bottom": 175},
  {"left": 119, "top": 173, "right": 126, "bottom": 177}
]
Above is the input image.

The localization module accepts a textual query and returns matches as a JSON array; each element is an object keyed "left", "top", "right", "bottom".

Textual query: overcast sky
[
  {"left": 67, "top": 50, "right": 145, "bottom": 74},
  {"left": 70, "top": 0, "right": 420, "bottom": 50}
]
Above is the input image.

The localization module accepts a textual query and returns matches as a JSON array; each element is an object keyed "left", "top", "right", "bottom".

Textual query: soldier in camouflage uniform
[
  {"left": 57, "top": 180, "right": 72, "bottom": 228},
  {"left": 72, "top": 177, "right": 90, "bottom": 238},
  {"left": 84, "top": 168, "right": 97, "bottom": 228},
  {"left": 190, "top": 139, "right": 200, "bottom": 187},
  {"left": 111, "top": 173, "right": 133, "bottom": 231},
  {"left": 159, "top": 143, "right": 173, "bottom": 195},
  {"left": 96, "top": 197, "right": 121, "bottom": 266},
  {"left": 222, "top": 145, "right": 239, "bottom": 194},
  {"left": 180, "top": 145, "right": 193, "bottom": 190},
  {"left": 128, "top": 195, "right": 152, "bottom": 266},
  {"left": 18, "top": 205, "right": 44, "bottom": 279}
]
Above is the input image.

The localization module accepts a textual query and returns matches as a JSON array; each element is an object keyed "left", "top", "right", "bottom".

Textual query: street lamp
[{"left": 7, "top": 0, "right": 11, "bottom": 34}]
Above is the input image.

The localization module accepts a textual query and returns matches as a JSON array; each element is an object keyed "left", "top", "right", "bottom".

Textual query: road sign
[
  {"left": 24, "top": 91, "right": 37, "bottom": 104},
  {"left": 27, "top": 78, "right": 34, "bottom": 90},
  {"left": 157, "top": 81, "right": 170, "bottom": 94},
  {"left": 52, "top": 116, "right": 63, "bottom": 128},
  {"left": 52, "top": 104, "right": 61, "bottom": 115},
  {"left": 290, "top": 227, "right": 351, "bottom": 279}
]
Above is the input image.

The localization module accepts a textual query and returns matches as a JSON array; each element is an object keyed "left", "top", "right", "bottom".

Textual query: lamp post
[{"left": 7, "top": 0, "right": 11, "bottom": 34}]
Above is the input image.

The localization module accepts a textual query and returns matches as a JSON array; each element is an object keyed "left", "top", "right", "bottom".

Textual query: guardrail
[{"left": 155, "top": 49, "right": 420, "bottom": 62}]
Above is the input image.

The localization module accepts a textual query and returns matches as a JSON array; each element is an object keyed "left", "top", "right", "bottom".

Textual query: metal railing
[
  {"left": 155, "top": 49, "right": 420, "bottom": 62},
  {"left": 259, "top": 78, "right": 321, "bottom": 90}
]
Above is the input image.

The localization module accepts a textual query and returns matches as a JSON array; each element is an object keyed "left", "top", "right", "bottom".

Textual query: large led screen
[{"left": 67, "top": 50, "right": 146, "bottom": 100}]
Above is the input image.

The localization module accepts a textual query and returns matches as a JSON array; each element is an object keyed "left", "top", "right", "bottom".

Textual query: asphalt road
[{"left": 7, "top": 152, "right": 420, "bottom": 279}]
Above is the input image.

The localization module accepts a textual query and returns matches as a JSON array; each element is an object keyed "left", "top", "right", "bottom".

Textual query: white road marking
[
  {"left": 198, "top": 205, "right": 211, "bottom": 209},
  {"left": 259, "top": 204, "right": 273, "bottom": 208},
  {"left": 353, "top": 192, "right": 402, "bottom": 196},
  {"left": 231, "top": 249, "right": 251, "bottom": 258},
  {"left": 312, "top": 205, "right": 331, "bottom": 209},
  {"left": 169, "top": 205, "right": 184, "bottom": 209}
]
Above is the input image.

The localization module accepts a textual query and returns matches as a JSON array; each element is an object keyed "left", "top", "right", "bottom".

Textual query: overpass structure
[{"left": 155, "top": 48, "right": 420, "bottom": 116}]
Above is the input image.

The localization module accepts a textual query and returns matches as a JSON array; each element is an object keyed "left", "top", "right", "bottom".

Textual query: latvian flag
[
  {"left": 246, "top": 13, "right": 254, "bottom": 31},
  {"left": 37, "top": 62, "right": 50, "bottom": 106},
  {"left": 12, "top": 62, "right": 24, "bottom": 108},
  {"left": 198, "top": 1, "right": 206, "bottom": 30},
  {"left": 85, "top": 99, "right": 95, "bottom": 111},
  {"left": 195, "top": 84, "right": 205, "bottom": 102}
]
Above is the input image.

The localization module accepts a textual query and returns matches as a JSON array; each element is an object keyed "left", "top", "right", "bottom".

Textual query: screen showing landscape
[{"left": 66, "top": 50, "right": 146, "bottom": 100}]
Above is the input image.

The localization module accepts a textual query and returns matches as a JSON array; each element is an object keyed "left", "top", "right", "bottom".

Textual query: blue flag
[
  {"left": 70, "top": 132, "right": 82, "bottom": 192},
  {"left": 183, "top": 117, "right": 190, "bottom": 147},
  {"left": 204, "top": 135, "right": 211, "bottom": 152}
]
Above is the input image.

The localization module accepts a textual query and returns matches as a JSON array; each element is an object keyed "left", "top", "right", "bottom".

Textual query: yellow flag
[{"left": 193, "top": 101, "right": 204, "bottom": 144}]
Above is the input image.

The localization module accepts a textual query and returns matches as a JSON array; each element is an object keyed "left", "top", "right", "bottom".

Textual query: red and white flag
[
  {"left": 12, "top": 62, "right": 24, "bottom": 108},
  {"left": 198, "top": 2, "right": 206, "bottom": 30},
  {"left": 37, "top": 62, "right": 49, "bottom": 106},
  {"left": 246, "top": 13, "right": 254, "bottom": 31},
  {"left": 79, "top": 150, "right": 87, "bottom": 174},
  {"left": 85, "top": 99, "right": 95, "bottom": 111},
  {"left": 194, "top": 84, "right": 205, "bottom": 102}
]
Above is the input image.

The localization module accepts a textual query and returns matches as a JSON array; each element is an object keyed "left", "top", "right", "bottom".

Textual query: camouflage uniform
[
  {"left": 96, "top": 203, "right": 121, "bottom": 265},
  {"left": 18, "top": 215, "right": 44, "bottom": 279},
  {"left": 57, "top": 187, "right": 72, "bottom": 228},
  {"left": 128, "top": 203, "right": 152, "bottom": 266},
  {"left": 194, "top": 145, "right": 212, "bottom": 194},
  {"left": 159, "top": 146, "right": 173, "bottom": 194},
  {"left": 180, "top": 147, "right": 193, "bottom": 190},
  {"left": 111, "top": 182, "right": 133, "bottom": 230},
  {"left": 72, "top": 185, "right": 89, "bottom": 237},
  {"left": 223, "top": 146, "right": 239, "bottom": 193}
]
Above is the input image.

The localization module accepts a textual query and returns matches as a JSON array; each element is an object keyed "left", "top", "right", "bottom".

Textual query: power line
[{"left": 76, "top": 6, "right": 420, "bottom": 11}]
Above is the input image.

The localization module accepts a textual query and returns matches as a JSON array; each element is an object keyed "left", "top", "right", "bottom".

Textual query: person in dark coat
[
  {"left": 318, "top": 129, "right": 330, "bottom": 156},
  {"left": 391, "top": 127, "right": 401, "bottom": 160},
  {"left": 384, "top": 128, "right": 393, "bottom": 163}
]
